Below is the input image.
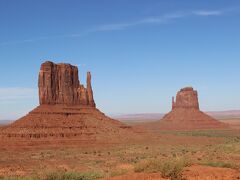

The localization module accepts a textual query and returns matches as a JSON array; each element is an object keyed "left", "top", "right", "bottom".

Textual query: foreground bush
[
  {"left": 201, "top": 161, "right": 237, "bottom": 169},
  {"left": 134, "top": 157, "right": 190, "bottom": 180},
  {"left": 0, "top": 171, "right": 104, "bottom": 180},
  {"left": 45, "top": 171, "right": 104, "bottom": 180}
]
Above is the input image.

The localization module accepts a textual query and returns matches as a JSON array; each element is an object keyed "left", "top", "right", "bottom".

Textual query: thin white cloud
[
  {"left": 91, "top": 9, "right": 223, "bottom": 32},
  {"left": 92, "top": 12, "right": 187, "bottom": 31},
  {"left": 193, "top": 10, "right": 223, "bottom": 16},
  {"left": 0, "top": 8, "right": 232, "bottom": 46},
  {"left": 0, "top": 88, "right": 38, "bottom": 120},
  {"left": 0, "top": 32, "right": 90, "bottom": 46},
  {"left": 0, "top": 87, "right": 38, "bottom": 102}
]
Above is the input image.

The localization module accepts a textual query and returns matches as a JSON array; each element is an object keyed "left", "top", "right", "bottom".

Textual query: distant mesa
[
  {"left": 0, "top": 61, "right": 134, "bottom": 142},
  {"left": 172, "top": 87, "right": 199, "bottom": 110},
  {"left": 158, "top": 87, "right": 229, "bottom": 130}
]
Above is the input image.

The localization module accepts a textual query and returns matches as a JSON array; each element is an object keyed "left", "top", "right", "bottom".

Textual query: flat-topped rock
[{"left": 172, "top": 87, "right": 199, "bottom": 110}]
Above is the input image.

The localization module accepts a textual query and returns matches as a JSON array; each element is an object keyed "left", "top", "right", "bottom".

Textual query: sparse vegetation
[
  {"left": 0, "top": 171, "right": 104, "bottom": 180},
  {"left": 161, "top": 130, "right": 238, "bottom": 138},
  {"left": 108, "top": 169, "right": 128, "bottom": 177},
  {"left": 45, "top": 171, "right": 104, "bottom": 180},
  {"left": 1, "top": 130, "right": 240, "bottom": 179},
  {"left": 134, "top": 157, "right": 191, "bottom": 180},
  {"left": 0, "top": 175, "right": 40, "bottom": 180},
  {"left": 201, "top": 161, "right": 237, "bottom": 169}
]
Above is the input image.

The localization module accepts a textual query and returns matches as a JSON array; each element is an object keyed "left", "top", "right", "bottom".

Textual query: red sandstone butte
[
  {"left": 0, "top": 61, "right": 134, "bottom": 142},
  {"left": 172, "top": 87, "right": 199, "bottom": 110},
  {"left": 38, "top": 61, "right": 95, "bottom": 107},
  {"left": 159, "top": 87, "right": 229, "bottom": 130}
]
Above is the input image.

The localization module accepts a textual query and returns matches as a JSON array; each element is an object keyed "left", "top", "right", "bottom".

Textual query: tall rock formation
[
  {"left": 159, "top": 87, "right": 228, "bottom": 130},
  {"left": 39, "top": 61, "right": 95, "bottom": 107},
  {"left": 172, "top": 87, "right": 199, "bottom": 110},
  {"left": 0, "top": 61, "right": 134, "bottom": 143}
]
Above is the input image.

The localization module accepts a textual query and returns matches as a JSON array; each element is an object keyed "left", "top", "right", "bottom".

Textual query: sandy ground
[{"left": 100, "top": 165, "right": 240, "bottom": 180}]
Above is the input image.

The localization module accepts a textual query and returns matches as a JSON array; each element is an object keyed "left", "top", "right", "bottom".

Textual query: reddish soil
[
  {"left": 221, "top": 119, "right": 240, "bottom": 129},
  {"left": 99, "top": 165, "right": 240, "bottom": 180},
  {"left": 182, "top": 165, "right": 240, "bottom": 180},
  {"left": 100, "top": 173, "right": 168, "bottom": 180}
]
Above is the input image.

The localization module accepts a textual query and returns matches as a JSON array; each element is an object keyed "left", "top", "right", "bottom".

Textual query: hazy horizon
[{"left": 1, "top": 0, "right": 240, "bottom": 120}]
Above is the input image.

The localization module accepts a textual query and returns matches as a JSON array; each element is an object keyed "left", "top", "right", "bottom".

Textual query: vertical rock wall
[
  {"left": 172, "top": 87, "right": 199, "bottom": 110},
  {"left": 38, "top": 61, "right": 95, "bottom": 107}
]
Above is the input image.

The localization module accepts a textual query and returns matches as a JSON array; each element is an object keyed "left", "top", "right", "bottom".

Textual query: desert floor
[{"left": 0, "top": 119, "right": 240, "bottom": 180}]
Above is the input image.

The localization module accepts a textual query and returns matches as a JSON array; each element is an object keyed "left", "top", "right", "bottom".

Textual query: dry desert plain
[{"left": 0, "top": 118, "right": 240, "bottom": 180}]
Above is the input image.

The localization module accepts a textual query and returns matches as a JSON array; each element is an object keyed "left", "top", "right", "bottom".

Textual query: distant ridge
[
  {"left": 2, "top": 110, "right": 240, "bottom": 125},
  {"left": 206, "top": 110, "right": 240, "bottom": 119},
  {"left": 113, "top": 113, "right": 165, "bottom": 121},
  {"left": 112, "top": 110, "right": 240, "bottom": 122},
  {"left": 0, "top": 120, "right": 14, "bottom": 125}
]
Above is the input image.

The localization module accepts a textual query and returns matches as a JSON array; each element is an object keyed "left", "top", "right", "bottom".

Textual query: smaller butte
[{"left": 158, "top": 87, "right": 229, "bottom": 130}]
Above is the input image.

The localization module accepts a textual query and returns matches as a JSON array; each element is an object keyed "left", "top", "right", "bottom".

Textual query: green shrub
[
  {"left": 109, "top": 169, "right": 128, "bottom": 177},
  {"left": 0, "top": 175, "right": 40, "bottom": 180},
  {"left": 134, "top": 159, "right": 161, "bottom": 173},
  {"left": 134, "top": 157, "right": 190, "bottom": 180},
  {"left": 201, "top": 161, "right": 236, "bottom": 169},
  {"left": 45, "top": 171, "right": 104, "bottom": 180}
]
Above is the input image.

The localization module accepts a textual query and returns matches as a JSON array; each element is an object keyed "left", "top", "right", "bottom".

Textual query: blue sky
[{"left": 0, "top": 0, "right": 240, "bottom": 120}]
